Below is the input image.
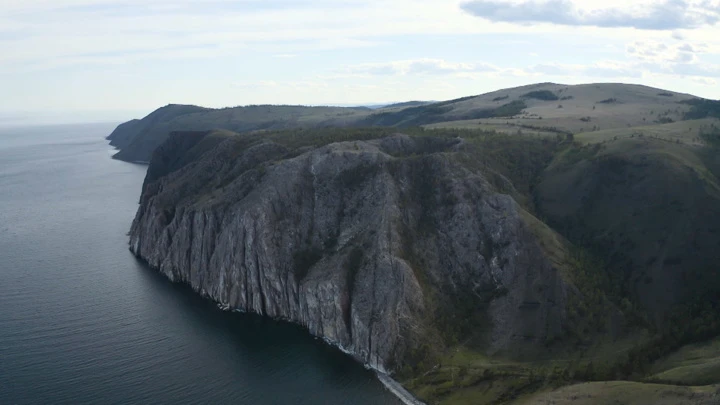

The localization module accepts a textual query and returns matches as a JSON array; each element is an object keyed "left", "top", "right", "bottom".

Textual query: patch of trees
[
  {"left": 359, "top": 100, "right": 527, "bottom": 127},
  {"left": 561, "top": 248, "right": 625, "bottom": 345},
  {"left": 262, "top": 127, "right": 397, "bottom": 150},
  {"left": 492, "top": 95, "right": 509, "bottom": 102},
  {"left": 521, "top": 90, "right": 559, "bottom": 101},
  {"left": 360, "top": 104, "right": 453, "bottom": 126},
  {"left": 598, "top": 98, "right": 619, "bottom": 104},
  {"left": 699, "top": 124, "right": 720, "bottom": 147},
  {"left": 680, "top": 98, "right": 720, "bottom": 120},
  {"left": 432, "top": 95, "right": 478, "bottom": 107},
  {"left": 657, "top": 92, "right": 674, "bottom": 97},
  {"left": 491, "top": 100, "right": 527, "bottom": 117},
  {"left": 517, "top": 123, "right": 573, "bottom": 136},
  {"left": 381, "top": 101, "right": 430, "bottom": 109},
  {"left": 460, "top": 131, "right": 563, "bottom": 207}
]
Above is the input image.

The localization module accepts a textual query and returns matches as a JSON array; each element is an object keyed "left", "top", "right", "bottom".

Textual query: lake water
[{"left": 0, "top": 123, "right": 401, "bottom": 405}]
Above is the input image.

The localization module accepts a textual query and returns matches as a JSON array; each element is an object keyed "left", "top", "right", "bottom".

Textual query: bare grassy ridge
[
  {"left": 647, "top": 336, "right": 720, "bottom": 385},
  {"left": 574, "top": 118, "right": 720, "bottom": 146},
  {"left": 425, "top": 83, "right": 704, "bottom": 137},
  {"left": 518, "top": 381, "right": 720, "bottom": 405},
  {"left": 109, "top": 82, "right": 708, "bottom": 164}
]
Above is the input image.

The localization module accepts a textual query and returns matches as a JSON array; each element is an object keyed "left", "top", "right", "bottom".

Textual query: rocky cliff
[{"left": 129, "top": 130, "right": 570, "bottom": 372}]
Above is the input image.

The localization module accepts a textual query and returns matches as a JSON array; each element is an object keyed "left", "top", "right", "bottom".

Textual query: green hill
[{"left": 108, "top": 83, "right": 706, "bottom": 163}]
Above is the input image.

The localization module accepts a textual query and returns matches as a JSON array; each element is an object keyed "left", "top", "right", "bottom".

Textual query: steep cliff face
[{"left": 129, "top": 131, "right": 569, "bottom": 372}]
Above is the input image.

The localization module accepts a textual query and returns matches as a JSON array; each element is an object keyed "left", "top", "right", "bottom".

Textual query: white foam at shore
[
  {"left": 217, "top": 300, "right": 427, "bottom": 405},
  {"left": 319, "top": 337, "right": 426, "bottom": 405},
  {"left": 376, "top": 373, "right": 426, "bottom": 405}
]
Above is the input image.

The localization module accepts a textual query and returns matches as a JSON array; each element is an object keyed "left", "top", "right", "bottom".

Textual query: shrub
[{"left": 521, "top": 90, "right": 559, "bottom": 101}]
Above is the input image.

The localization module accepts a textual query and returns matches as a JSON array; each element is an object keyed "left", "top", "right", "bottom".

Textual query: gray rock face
[{"left": 129, "top": 131, "right": 568, "bottom": 372}]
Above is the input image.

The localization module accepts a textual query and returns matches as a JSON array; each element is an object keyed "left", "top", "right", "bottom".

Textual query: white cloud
[
  {"left": 342, "top": 56, "right": 720, "bottom": 82},
  {"left": 672, "top": 30, "right": 687, "bottom": 39},
  {"left": 2, "top": 0, "right": 720, "bottom": 113},
  {"left": 342, "top": 58, "right": 646, "bottom": 80},
  {"left": 626, "top": 40, "right": 700, "bottom": 63},
  {"left": 3, "top": 0, "right": 689, "bottom": 68},
  {"left": 0, "top": 1, "right": 458, "bottom": 67},
  {"left": 343, "top": 58, "right": 500, "bottom": 76},
  {"left": 233, "top": 80, "right": 279, "bottom": 88},
  {"left": 527, "top": 61, "right": 645, "bottom": 78},
  {"left": 691, "top": 76, "right": 717, "bottom": 85},
  {"left": 233, "top": 79, "right": 331, "bottom": 91},
  {"left": 461, "top": 0, "right": 720, "bottom": 30}
]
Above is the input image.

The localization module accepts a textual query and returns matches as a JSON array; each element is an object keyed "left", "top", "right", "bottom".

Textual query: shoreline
[
  {"left": 376, "top": 372, "right": 427, "bottom": 405},
  {"left": 219, "top": 290, "right": 427, "bottom": 404},
  {"left": 142, "top": 248, "right": 428, "bottom": 405},
  {"left": 315, "top": 337, "right": 427, "bottom": 405}
]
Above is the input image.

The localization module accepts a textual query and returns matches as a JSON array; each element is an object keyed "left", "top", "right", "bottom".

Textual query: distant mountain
[
  {"left": 106, "top": 104, "right": 372, "bottom": 163},
  {"left": 107, "top": 83, "right": 708, "bottom": 163},
  {"left": 373, "top": 100, "right": 435, "bottom": 109}
]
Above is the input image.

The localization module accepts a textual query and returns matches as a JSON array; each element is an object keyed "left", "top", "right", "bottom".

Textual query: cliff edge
[{"left": 128, "top": 129, "right": 571, "bottom": 373}]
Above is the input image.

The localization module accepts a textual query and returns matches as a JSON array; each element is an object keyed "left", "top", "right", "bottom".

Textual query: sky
[{"left": 1, "top": 0, "right": 720, "bottom": 124}]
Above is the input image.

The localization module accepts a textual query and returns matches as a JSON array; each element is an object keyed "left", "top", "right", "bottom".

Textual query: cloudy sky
[{"left": 1, "top": 0, "right": 719, "bottom": 123}]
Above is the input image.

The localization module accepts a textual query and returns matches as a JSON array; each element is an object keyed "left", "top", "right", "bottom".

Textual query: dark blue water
[{"left": 0, "top": 123, "right": 401, "bottom": 405}]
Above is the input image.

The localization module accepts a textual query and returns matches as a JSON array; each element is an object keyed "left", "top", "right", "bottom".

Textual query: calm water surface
[{"left": 0, "top": 123, "right": 401, "bottom": 405}]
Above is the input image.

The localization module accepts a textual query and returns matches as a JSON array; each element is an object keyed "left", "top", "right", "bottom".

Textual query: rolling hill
[{"left": 108, "top": 82, "right": 709, "bottom": 163}]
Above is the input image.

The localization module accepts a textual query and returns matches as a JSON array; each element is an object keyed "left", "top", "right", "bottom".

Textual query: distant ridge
[{"left": 106, "top": 82, "right": 706, "bottom": 163}]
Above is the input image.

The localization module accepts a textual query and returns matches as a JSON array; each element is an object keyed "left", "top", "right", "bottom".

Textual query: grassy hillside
[
  {"left": 573, "top": 118, "right": 720, "bottom": 146},
  {"left": 537, "top": 136, "right": 720, "bottom": 321},
  {"left": 425, "top": 83, "right": 700, "bottom": 135},
  {"left": 516, "top": 381, "right": 720, "bottom": 405},
  {"left": 647, "top": 335, "right": 720, "bottom": 385},
  {"left": 108, "top": 82, "right": 706, "bottom": 163}
]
